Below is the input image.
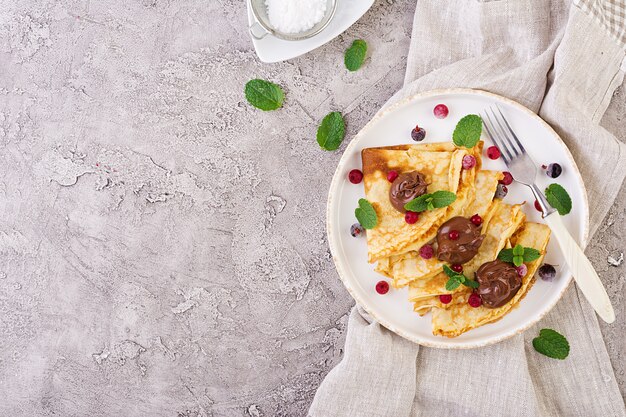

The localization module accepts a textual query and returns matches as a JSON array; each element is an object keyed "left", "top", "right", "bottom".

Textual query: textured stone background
[{"left": 0, "top": 0, "right": 623, "bottom": 416}]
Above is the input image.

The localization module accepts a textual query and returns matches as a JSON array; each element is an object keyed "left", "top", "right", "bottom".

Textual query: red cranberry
[
  {"left": 439, "top": 294, "right": 452, "bottom": 304},
  {"left": 462, "top": 155, "right": 476, "bottom": 169},
  {"left": 451, "top": 264, "right": 463, "bottom": 273},
  {"left": 448, "top": 230, "right": 460, "bottom": 240},
  {"left": 375, "top": 280, "right": 389, "bottom": 295},
  {"left": 433, "top": 104, "right": 449, "bottom": 119},
  {"left": 470, "top": 214, "right": 482, "bottom": 226},
  {"left": 419, "top": 244, "right": 434, "bottom": 259},
  {"left": 499, "top": 171, "right": 513, "bottom": 185},
  {"left": 487, "top": 146, "right": 501, "bottom": 160},
  {"left": 405, "top": 211, "right": 419, "bottom": 224},
  {"left": 534, "top": 200, "right": 543, "bottom": 212},
  {"left": 348, "top": 169, "right": 363, "bottom": 184},
  {"left": 387, "top": 170, "right": 399, "bottom": 182},
  {"left": 468, "top": 293, "right": 482, "bottom": 308},
  {"left": 516, "top": 264, "right": 528, "bottom": 277}
]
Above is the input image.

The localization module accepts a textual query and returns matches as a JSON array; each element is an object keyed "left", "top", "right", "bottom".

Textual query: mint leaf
[
  {"left": 317, "top": 112, "right": 345, "bottom": 151},
  {"left": 463, "top": 279, "right": 480, "bottom": 289},
  {"left": 512, "top": 244, "right": 524, "bottom": 256},
  {"left": 345, "top": 40, "right": 367, "bottom": 71},
  {"left": 430, "top": 191, "right": 457, "bottom": 208},
  {"left": 532, "top": 328, "right": 570, "bottom": 359},
  {"left": 545, "top": 183, "right": 572, "bottom": 215},
  {"left": 498, "top": 248, "right": 514, "bottom": 263},
  {"left": 452, "top": 115, "right": 482, "bottom": 148},
  {"left": 523, "top": 248, "right": 541, "bottom": 263},
  {"left": 513, "top": 255, "right": 524, "bottom": 267},
  {"left": 355, "top": 198, "right": 378, "bottom": 229},
  {"left": 245, "top": 79, "right": 284, "bottom": 111},
  {"left": 405, "top": 191, "right": 456, "bottom": 212},
  {"left": 445, "top": 276, "right": 461, "bottom": 291},
  {"left": 443, "top": 265, "right": 457, "bottom": 278}
]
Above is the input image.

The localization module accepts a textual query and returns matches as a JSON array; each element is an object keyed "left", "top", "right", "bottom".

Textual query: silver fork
[{"left": 482, "top": 105, "right": 615, "bottom": 323}]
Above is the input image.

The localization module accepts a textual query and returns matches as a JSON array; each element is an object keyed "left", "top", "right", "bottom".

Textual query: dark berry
[
  {"left": 487, "top": 146, "right": 501, "bottom": 160},
  {"left": 405, "top": 211, "right": 419, "bottom": 224},
  {"left": 439, "top": 294, "right": 452, "bottom": 304},
  {"left": 470, "top": 214, "right": 482, "bottom": 226},
  {"left": 538, "top": 264, "right": 556, "bottom": 281},
  {"left": 375, "top": 280, "right": 390, "bottom": 294},
  {"left": 451, "top": 264, "right": 463, "bottom": 273},
  {"left": 468, "top": 292, "right": 482, "bottom": 308},
  {"left": 448, "top": 230, "right": 460, "bottom": 240},
  {"left": 411, "top": 126, "right": 426, "bottom": 142},
  {"left": 387, "top": 170, "right": 399, "bottom": 182},
  {"left": 546, "top": 163, "right": 562, "bottom": 178},
  {"left": 433, "top": 104, "right": 449, "bottom": 119},
  {"left": 419, "top": 245, "right": 434, "bottom": 259},
  {"left": 495, "top": 184, "right": 508, "bottom": 199},
  {"left": 348, "top": 169, "right": 363, "bottom": 184},
  {"left": 350, "top": 223, "right": 364, "bottom": 237},
  {"left": 534, "top": 200, "right": 543, "bottom": 212},
  {"left": 499, "top": 171, "right": 513, "bottom": 185},
  {"left": 462, "top": 155, "right": 476, "bottom": 169}
]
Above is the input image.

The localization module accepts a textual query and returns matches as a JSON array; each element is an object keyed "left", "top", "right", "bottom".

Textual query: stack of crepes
[{"left": 361, "top": 141, "right": 551, "bottom": 337}]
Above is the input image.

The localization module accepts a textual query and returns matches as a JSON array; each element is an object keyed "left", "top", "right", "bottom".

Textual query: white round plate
[{"left": 327, "top": 88, "right": 589, "bottom": 348}]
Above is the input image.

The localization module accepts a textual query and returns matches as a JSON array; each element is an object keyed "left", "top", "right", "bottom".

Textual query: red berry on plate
[
  {"left": 534, "top": 200, "right": 543, "bottom": 212},
  {"left": 376, "top": 280, "right": 390, "bottom": 295},
  {"left": 348, "top": 169, "right": 363, "bottom": 184},
  {"left": 487, "top": 146, "right": 501, "bottom": 160},
  {"left": 448, "top": 230, "right": 460, "bottom": 240},
  {"left": 499, "top": 171, "right": 513, "bottom": 185},
  {"left": 405, "top": 211, "right": 419, "bottom": 224},
  {"left": 468, "top": 292, "right": 482, "bottom": 308},
  {"left": 462, "top": 155, "right": 476, "bottom": 169},
  {"left": 470, "top": 214, "right": 483, "bottom": 226},
  {"left": 439, "top": 294, "right": 452, "bottom": 304},
  {"left": 433, "top": 104, "right": 449, "bottom": 119},
  {"left": 387, "top": 170, "right": 399, "bottom": 182},
  {"left": 451, "top": 264, "right": 463, "bottom": 273},
  {"left": 419, "top": 244, "right": 434, "bottom": 259}
]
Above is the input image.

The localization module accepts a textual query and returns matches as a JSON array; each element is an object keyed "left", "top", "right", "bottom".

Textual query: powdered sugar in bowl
[{"left": 249, "top": 0, "right": 337, "bottom": 41}]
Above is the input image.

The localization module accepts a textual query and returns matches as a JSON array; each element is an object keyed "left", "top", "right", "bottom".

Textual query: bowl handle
[{"left": 249, "top": 21, "right": 269, "bottom": 40}]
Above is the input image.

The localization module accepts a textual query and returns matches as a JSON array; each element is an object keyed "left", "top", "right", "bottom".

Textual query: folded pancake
[
  {"left": 407, "top": 200, "right": 525, "bottom": 306},
  {"left": 362, "top": 142, "right": 483, "bottom": 263},
  {"left": 376, "top": 170, "right": 502, "bottom": 288},
  {"left": 431, "top": 222, "right": 551, "bottom": 337}
]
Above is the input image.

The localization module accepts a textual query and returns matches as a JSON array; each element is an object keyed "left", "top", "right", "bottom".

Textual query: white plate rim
[{"left": 326, "top": 87, "right": 590, "bottom": 349}]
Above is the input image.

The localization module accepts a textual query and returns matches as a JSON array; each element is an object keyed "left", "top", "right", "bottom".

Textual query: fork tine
[
  {"left": 495, "top": 104, "right": 526, "bottom": 155},
  {"left": 482, "top": 110, "right": 513, "bottom": 163},
  {"left": 488, "top": 106, "right": 520, "bottom": 159}
]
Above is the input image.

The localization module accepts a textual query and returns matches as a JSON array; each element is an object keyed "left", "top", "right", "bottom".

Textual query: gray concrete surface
[{"left": 0, "top": 0, "right": 623, "bottom": 415}]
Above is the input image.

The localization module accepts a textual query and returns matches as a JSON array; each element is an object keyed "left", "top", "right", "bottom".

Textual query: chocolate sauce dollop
[
  {"left": 436, "top": 216, "right": 484, "bottom": 264},
  {"left": 475, "top": 260, "right": 522, "bottom": 308},
  {"left": 389, "top": 171, "right": 428, "bottom": 213}
]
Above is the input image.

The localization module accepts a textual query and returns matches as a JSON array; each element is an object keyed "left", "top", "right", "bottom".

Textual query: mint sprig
[
  {"left": 404, "top": 190, "right": 456, "bottom": 212},
  {"left": 442, "top": 265, "right": 479, "bottom": 291},
  {"left": 532, "top": 328, "right": 570, "bottom": 359},
  {"left": 452, "top": 115, "right": 482, "bottom": 148},
  {"left": 498, "top": 244, "right": 541, "bottom": 267},
  {"left": 355, "top": 198, "right": 378, "bottom": 229},
  {"left": 545, "top": 183, "right": 572, "bottom": 215},
  {"left": 317, "top": 112, "right": 346, "bottom": 151},
  {"left": 244, "top": 79, "right": 284, "bottom": 111},
  {"left": 344, "top": 40, "right": 367, "bottom": 72}
]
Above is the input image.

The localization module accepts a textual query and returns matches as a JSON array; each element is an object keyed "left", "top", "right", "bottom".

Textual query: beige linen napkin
[{"left": 309, "top": 1, "right": 626, "bottom": 416}]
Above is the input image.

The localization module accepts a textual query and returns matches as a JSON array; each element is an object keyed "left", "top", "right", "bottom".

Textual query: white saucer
[{"left": 246, "top": 0, "right": 375, "bottom": 63}]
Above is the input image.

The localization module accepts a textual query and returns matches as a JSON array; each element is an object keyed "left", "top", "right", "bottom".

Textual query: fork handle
[{"left": 543, "top": 212, "right": 615, "bottom": 323}]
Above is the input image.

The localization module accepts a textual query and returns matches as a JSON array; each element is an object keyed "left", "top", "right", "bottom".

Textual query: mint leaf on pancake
[
  {"left": 532, "top": 328, "right": 570, "bottom": 359},
  {"left": 452, "top": 114, "right": 482, "bottom": 148},
  {"left": 355, "top": 198, "right": 378, "bottom": 229},
  {"left": 545, "top": 183, "right": 572, "bottom": 215}
]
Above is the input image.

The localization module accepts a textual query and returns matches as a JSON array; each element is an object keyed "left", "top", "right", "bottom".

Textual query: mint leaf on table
[
  {"left": 498, "top": 245, "right": 541, "bottom": 267},
  {"left": 545, "top": 183, "right": 572, "bottom": 215},
  {"left": 404, "top": 191, "right": 456, "bottom": 212},
  {"left": 355, "top": 198, "right": 378, "bottom": 229},
  {"left": 244, "top": 79, "right": 284, "bottom": 111},
  {"left": 317, "top": 111, "right": 345, "bottom": 151},
  {"left": 532, "top": 328, "right": 570, "bottom": 359},
  {"left": 452, "top": 115, "right": 483, "bottom": 148},
  {"left": 344, "top": 39, "right": 367, "bottom": 72}
]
